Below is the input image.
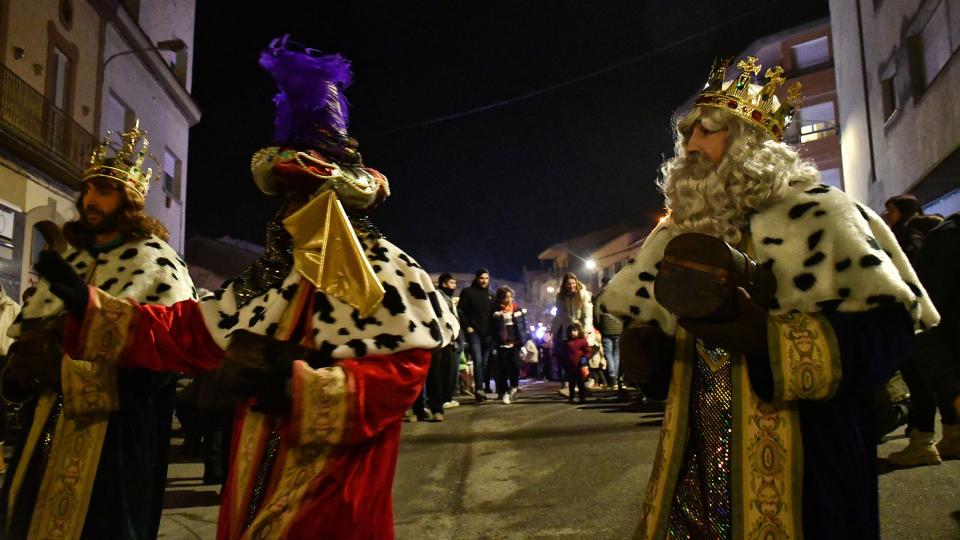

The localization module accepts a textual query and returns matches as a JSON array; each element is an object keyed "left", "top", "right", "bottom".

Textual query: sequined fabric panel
[
  {"left": 245, "top": 421, "right": 283, "bottom": 529},
  {"left": 667, "top": 343, "right": 733, "bottom": 539}
]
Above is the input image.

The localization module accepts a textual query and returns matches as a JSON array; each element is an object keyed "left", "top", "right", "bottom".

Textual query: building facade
[
  {"left": 0, "top": 0, "right": 199, "bottom": 299},
  {"left": 831, "top": 0, "right": 960, "bottom": 215}
]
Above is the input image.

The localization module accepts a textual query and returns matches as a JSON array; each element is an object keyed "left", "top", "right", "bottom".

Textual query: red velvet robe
[{"left": 66, "top": 290, "right": 429, "bottom": 540}]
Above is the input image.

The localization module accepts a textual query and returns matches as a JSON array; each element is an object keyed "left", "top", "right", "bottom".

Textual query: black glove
[
  {"left": 678, "top": 287, "right": 769, "bottom": 356},
  {"left": 35, "top": 250, "right": 88, "bottom": 318},
  {"left": 234, "top": 365, "right": 291, "bottom": 415}
]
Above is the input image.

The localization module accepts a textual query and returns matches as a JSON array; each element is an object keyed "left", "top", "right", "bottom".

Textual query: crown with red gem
[
  {"left": 83, "top": 119, "right": 160, "bottom": 199},
  {"left": 694, "top": 56, "right": 802, "bottom": 141}
]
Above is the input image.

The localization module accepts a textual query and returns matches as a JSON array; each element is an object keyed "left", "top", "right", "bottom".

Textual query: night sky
[{"left": 187, "top": 1, "right": 830, "bottom": 281}]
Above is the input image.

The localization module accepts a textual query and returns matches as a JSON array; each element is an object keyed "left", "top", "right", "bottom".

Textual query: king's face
[{"left": 685, "top": 121, "right": 729, "bottom": 164}]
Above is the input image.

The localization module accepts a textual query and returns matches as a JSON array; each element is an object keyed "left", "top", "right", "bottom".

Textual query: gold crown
[
  {"left": 84, "top": 119, "right": 160, "bottom": 199},
  {"left": 694, "top": 56, "right": 802, "bottom": 141}
]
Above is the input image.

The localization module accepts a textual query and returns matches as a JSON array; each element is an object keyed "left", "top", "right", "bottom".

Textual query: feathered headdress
[{"left": 259, "top": 35, "right": 354, "bottom": 150}]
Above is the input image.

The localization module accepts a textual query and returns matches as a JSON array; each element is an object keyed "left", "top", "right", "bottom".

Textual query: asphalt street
[{"left": 153, "top": 379, "right": 960, "bottom": 539}]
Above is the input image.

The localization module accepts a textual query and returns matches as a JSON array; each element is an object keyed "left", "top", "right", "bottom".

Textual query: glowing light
[
  {"left": 550, "top": 306, "right": 557, "bottom": 317},
  {"left": 546, "top": 286, "right": 555, "bottom": 294},
  {"left": 535, "top": 327, "right": 546, "bottom": 340},
  {"left": 585, "top": 259, "right": 597, "bottom": 270}
]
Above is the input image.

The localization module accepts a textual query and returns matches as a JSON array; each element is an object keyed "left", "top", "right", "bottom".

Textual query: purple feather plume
[{"left": 259, "top": 35, "right": 353, "bottom": 147}]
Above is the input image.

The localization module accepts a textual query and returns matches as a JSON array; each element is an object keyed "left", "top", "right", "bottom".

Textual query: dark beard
[{"left": 81, "top": 208, "right": 120, "bottom": 235}]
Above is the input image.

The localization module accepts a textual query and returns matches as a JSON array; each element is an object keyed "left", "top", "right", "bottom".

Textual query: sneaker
[
  {"left": 475, "top": 393, "right": 488, "bottom": 402},
  {"left": 415, "top": 410, "right": 433, "bottom": 422},
  {"left": 887, "top": 430, "right": 941, "bottom": 467},
  {"left": 502, "top": 394, "right": 511, "bottom": 405},
  {"left": 430, "top": 412, "right": 445, "bottom": 422},
  {"left": 510, "top": 387, "right": 519, "bottom": 396},
  {"left": 403, "top": 409, "right": 417, "bottom": 423},
  {"left": 585, "top": 379, "right": 596, "bottom": 389},
  {"left": 558, "top": 387, "right": 570, "bottom": 398},
  {"left": 938, "top": 424, "right": 960, "bottom": 460},
  {"left": 443, "top": 400, "right": 460, "bottom": 409}
]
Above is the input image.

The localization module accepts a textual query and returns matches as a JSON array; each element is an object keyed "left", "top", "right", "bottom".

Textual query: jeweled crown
[
  {"left": 84, "top": 119, "right": 159, "bottom": 199},
  {"left": 694, "top": 56, "right": 802, "bottom": 141}
]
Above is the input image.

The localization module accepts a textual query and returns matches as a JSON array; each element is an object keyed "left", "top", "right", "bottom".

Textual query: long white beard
[{"left": 661, "top": 154, "right": 750, "bottom": 245}]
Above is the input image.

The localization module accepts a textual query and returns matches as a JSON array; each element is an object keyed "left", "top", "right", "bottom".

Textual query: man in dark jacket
[
  {"left": 910, "top": 212, "right": 960, "bottom": 457},
  {"left": 459, "top": 269, "right": 495, "bottom": 400}
]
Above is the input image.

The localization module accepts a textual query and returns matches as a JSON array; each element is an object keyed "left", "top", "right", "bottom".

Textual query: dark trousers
[
  {"left": 466, "top": 333, "right": 494, "bottom": 393},
  {"left": 428, "top": 345, "right": 457, "bottom": 414},
  {"left": 565, "top": 367, "right": 588, "bottom": 401},
  {"left": 903, "top": 331, "right": 958, "bottom": 431},
  {"left": 200, "top": 408, "right": 234, "bottom": 483},
  {"left": 496, "top": 346, "right": 520, "bottom": 397}
]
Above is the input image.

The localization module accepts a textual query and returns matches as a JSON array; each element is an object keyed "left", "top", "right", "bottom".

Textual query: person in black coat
[{"left": 458, "top": 269, "right": 495, "bottom": 400}]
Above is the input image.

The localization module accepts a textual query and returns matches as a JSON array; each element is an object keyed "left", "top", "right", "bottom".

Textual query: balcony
[{"left": 0, "top": 61, "right": 96, "bottom": 189}]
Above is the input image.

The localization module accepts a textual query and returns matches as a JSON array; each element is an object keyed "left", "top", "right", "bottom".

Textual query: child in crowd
[
  {"left": 491, "top": 286, "right": 527, "bottom": 404},
  {"left": 558, "top": 323, "right": 592, "bottom": 403}
]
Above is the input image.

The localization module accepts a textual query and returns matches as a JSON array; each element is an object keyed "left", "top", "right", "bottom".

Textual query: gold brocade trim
[
  {"left": 24, "top": 288, "right": 136, "bottom": 539},
  {"left": 224, "top": 280, "right": 310, "bottom": 538},
  {"left": 242, "top": 362, "right": 350, "bottom": 539},
  {"left": 5, "top": 390, "right": 56, "bottom": 533},
  {"left": 732, "top": 360, "right": 803, "bottom": 540},
  {"left": 768, "top": 312, "right": 842, "bottom": 402},
  {"left": 226, "top": 407, "right": 270, "bottom": 537},
  {"left": 635, "top": 328, "right": 693, "bottom": 540}
]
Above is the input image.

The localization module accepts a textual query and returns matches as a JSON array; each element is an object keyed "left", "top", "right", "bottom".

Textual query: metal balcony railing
[{"left": 0, "top": 61, "right": 96, "bottom": 177}]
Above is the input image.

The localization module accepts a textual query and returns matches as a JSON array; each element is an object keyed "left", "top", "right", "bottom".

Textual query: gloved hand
[
  {"left": 619, "top": 323, "right": 675, "bottom": 387},
  {"left": 34, "top": 250, "right": 88, "bottom": 318},
  {"left": 246, "top": 367, "right": 292, "bottom": 414},
  {"left": 678, "top": 287, "right": 769, "bottom": 356},
  {"left": 3, "top": 338, "right": 63, "bottom": 391}
]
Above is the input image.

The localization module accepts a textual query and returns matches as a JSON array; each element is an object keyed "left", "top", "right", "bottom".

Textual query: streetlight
[
  {"left": 103, "top": 39, "right": 187, "bottom": 70},
  {"left": 546, "top": 286, "right": 555, "bottom": 294},
  {"left": 584, "top": 259, "right": 597, "bottom": 271}
]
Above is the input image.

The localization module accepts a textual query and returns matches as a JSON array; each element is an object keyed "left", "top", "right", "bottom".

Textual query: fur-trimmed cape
[
  {"left": 598, "top": 184, "right": 940, "bottom": 333},
  {"left": 9, "top": 235, "right": 197, "bottom": 337}
]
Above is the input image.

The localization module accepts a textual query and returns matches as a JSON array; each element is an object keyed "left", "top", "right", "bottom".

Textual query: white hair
[{"left": 658, "top": 106, "right": 820, "bottom": 245}]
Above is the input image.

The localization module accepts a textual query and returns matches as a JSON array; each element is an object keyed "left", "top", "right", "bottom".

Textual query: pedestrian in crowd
[
  {"left": 551, "top": 272, "right": 595, "bottom": 396},
  {"left": 881, "top": 193, "right": 948, "bottom": 465},
  {"left": 888, "top": 210, "right": 960, "bottom": 466},
  {"left": 459, "top": 269, "right": 496, "bottom": 400},
  {"left": 1, "top": 122, "right": 196, "bottom": 539},
  {"left": 587, "top": 335, "right": 610, "bottom": 389},
  {"left": 594, "top": 277, "right": 624, "bottom": 392},
  {"left": 883, "top": 194, "right": 943, "bottom": 261},
  {"left": 37, "top": 36, "right": 458, "bottom": 539},
  {"left": 0, "top": 282, "right": 20, "bottom": 474},
  {"left": 438, "top": 273, "right": 465, "bottom": 407},
  {"left": 598, "top": 56, "right": 937, "bottom": 538},
  {"left": 426, "top": 273, "right": 465, "bottom": 421},
  {"left": 491, "top": 286, "right": 527, "bottom": 404},
  {"left": 557, "top": 323, "right": 592, "bottom": 404}
]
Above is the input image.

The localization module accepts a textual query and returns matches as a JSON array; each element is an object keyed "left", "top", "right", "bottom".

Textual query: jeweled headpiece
[
  {"left": 84, "top": 119, "right": 159, "bottom": 199},
  {"left": 694, "top": 56, "right": 802, "bottom": 141}
]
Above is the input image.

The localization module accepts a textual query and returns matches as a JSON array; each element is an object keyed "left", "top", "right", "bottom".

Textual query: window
[
  {"left": 819, "top": 168, "right": 843, "bottom": 190},
  {"left": 791, "top": 36, "right": 831, "bottom": 70},
  {"left": 918, "top": 0, "right": 952, "bottom": 87},
  {"left": 797, "top": 101, "right": 837, "bottom": 143},
  {"left": 102, "top": 93, "right": 135, "bottom": 137},
  {"left": 881, "top": 76, "right": 898, "bottom": 121},
  {"left": 163, "top": 149, "right": 182, "bottom": 201},
  {"left": 49, "top": 47, "right": 70, "bottom": 110}
]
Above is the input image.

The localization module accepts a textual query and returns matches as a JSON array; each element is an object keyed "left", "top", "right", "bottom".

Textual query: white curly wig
[{"left": 658, "top": 104, "right": 820, "bottom": 245}]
